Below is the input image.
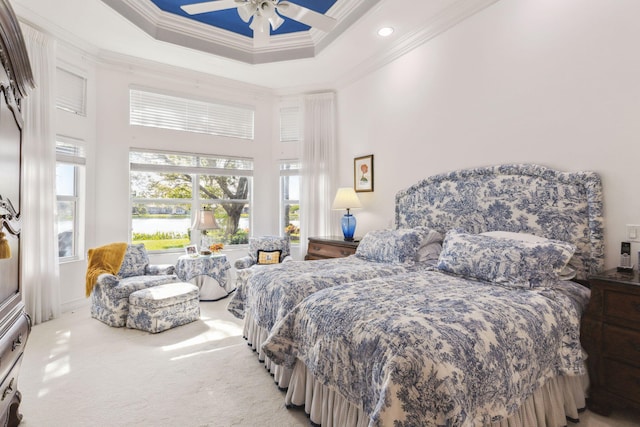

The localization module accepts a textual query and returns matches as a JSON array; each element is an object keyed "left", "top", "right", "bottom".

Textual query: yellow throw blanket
[{"left": 85, "top": 242, "right": 128, "bottom": 297}]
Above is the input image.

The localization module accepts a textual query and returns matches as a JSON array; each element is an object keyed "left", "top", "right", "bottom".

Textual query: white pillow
[{"left": 480, "top": 231, "right": 577, "bottom": 280}]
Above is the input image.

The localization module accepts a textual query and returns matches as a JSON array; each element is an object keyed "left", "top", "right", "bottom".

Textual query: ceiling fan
[{"left": 180, "top": 0, "right": 337, "bottom": 46}]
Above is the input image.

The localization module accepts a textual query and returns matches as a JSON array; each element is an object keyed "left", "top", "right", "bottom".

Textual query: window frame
[
  {"left": 56, "top": 136, "right": 86, "bottom": 262},
  {"left": 129, "top": 149, "right": 254, "bottom": 253},
  {"left": 280, "top": 160, "right": 301, "bottom": 245}
]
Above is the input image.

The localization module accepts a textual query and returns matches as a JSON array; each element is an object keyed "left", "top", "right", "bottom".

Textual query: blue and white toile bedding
[
  {"left": 227, "top": 256, "right": 413, "bottom": 331},
  {"left": 227, "top": 226, "right": 443, "bottom": 333},
  {"left": 262, "top": 270, "right": 590, "bottom": 427}
]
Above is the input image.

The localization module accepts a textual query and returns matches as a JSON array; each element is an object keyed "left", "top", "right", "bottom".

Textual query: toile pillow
[
  {"left": 437, "top": 229, "right": 576, "bottom": 288},
  {"left": 118, "top": 244, "right": 149, "bottom": 278},
  {"left": 257, "top": 249, "right": 282, "bottom": 265},
  {"left": 355, "top": 227, "right": 441, "bottom": 265},
  {"left": 481, "top": 231, "right": 577, "bottom": 280}
]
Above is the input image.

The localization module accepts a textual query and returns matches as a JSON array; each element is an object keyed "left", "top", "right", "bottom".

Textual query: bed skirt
[
  {"left": 243, "top": 311, "right": 293, "bottom": 388},
  {"left": 284, "top": 360, "right": 589, "bottom": 427},
  {"left": 243, "top": 312, "right": 588, "bottom": 427}
]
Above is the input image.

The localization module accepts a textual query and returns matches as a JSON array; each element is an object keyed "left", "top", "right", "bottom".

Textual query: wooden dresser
[
  {"left": 305, "top": 236, "right": 359, "bottom": 260},
  {"left": 581, "top": 268, "right": 640, "bottom": 416}
]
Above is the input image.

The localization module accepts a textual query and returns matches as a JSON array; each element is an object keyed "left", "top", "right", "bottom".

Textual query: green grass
[{"left": 134, "top": 238, "right": 190, "bottom": 251}]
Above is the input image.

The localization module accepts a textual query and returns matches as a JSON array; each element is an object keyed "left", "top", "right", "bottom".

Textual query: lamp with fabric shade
[
  {"left": 192, "top": 209, "right": 220, "bottom": 249},
  {"left": 332, "top": 187, "right": 362, "bottom": 241}
]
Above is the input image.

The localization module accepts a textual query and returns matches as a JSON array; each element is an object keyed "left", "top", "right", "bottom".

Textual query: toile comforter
[
  {"left": 262, "top": 269, "right": 590, "bottom": 427},
  {"left": 227, "top": 255, "right": 413, "bottom": 332}
]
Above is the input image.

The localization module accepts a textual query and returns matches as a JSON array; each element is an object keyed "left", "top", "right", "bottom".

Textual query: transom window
[
  {"left": 130, "top": 149, "right": 253, "bottom": 252},
  {"left": 129, "top": 88, "right": 255, "bottom": 140}
]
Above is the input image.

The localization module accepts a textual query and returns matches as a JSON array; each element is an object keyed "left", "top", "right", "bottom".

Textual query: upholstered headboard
[{"left": 395, "top": 164, "right": 604, "bottom": 280}]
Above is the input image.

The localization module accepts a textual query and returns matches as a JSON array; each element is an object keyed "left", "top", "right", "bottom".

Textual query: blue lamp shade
[{"left": 332, "top": 187, "right": 362, "bottom": 241}]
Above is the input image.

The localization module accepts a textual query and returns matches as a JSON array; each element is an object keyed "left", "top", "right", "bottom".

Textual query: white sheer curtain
[
  {"left": 21, "top": 24, "right": 60, "bottom": 325},
  {"left": 300, "top": 92, "right": 337, "bottom": 251}
]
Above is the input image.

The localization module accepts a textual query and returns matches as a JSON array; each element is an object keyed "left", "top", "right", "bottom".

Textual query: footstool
[{"left": 126, "top": 282, "right": 200, "bottom": 333}]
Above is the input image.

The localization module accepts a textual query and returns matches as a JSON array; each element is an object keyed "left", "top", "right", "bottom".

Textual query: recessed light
[{"left": 377, "top": 27, "right": 394, "bottom": 37}]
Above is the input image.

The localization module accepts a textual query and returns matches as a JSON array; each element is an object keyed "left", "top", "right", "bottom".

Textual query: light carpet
[{"left": 18, "top": 298, "right": 640, "bottom": 427}]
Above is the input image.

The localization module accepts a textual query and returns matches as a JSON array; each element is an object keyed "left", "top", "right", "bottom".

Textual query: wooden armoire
[{"left": 0, "top": 0, "right": 35, "bottom": 425}]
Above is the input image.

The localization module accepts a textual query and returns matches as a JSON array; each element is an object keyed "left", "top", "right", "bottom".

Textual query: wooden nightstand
[
  {"left": 581, "top": 268, "right": 640, "bottom": 416},
  {"left": 304, "top": 236, "right": 359, "bottom": 260}
]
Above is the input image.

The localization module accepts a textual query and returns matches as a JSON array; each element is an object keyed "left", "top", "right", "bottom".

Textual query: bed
[
  {"left": 227, "top": 226, "right": 444, "bottom": 387},
  {"left": 260, "top": 163, "right": 604, "bottom": 427}
]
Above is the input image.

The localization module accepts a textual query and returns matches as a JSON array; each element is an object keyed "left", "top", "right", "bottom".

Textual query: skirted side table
[{"left": 176, "top": 254, "right": 235, "bottom": 300}]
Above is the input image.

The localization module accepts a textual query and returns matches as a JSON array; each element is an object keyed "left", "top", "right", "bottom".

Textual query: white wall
[{"left": 335, "top": 0, "right": 640, "bottom": 269}]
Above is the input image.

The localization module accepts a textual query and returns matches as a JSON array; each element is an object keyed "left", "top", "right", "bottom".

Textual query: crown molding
[{"left": 100, "top": 0, "right": 375, "bottom": 64}]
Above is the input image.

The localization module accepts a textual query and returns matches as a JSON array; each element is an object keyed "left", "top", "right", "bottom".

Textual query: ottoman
[{"left": 127, "top": 282, "right": 200, "bottom": 333}]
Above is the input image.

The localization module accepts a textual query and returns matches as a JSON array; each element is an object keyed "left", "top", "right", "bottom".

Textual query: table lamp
[
  {"left": 192, "top": 209, "right": 220, "bottom": 249},
  {"left": 332, "top": 187, "right": 362, "bottom": 241}
]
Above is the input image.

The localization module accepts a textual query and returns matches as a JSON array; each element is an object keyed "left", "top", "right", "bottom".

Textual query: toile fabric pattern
[
  {"left": 395, "top": 164, "right": 604, "bottom": 280},
  {"left": 117, "top": 244, "right": 149, "bottom": 278},
  {"left": 437, "top": 229, "right": 576, "bottom": 288},
  {"left": 90, "top": 244, "right": 178, "bottom": 327},
  {"left": 262, "top": 270, "right": 591, "bottom": 427},
  {"left": 234, "top": 236, "right": 291, "bottom": 270},
  {"left": 227, "top": 256, "right": 416, "bottom": 330},
  {"left": 126, "top": 282, "right": 200, "bottom": 333},
  {"left": 354, "top": 227, "right": 443, "bottom": 265},
  {"left": 175, "top": 255, "right": 231, "bottom": 286}
]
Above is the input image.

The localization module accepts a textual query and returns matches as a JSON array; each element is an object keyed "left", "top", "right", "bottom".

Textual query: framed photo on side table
[
  {"left": 354, "top": 155, "right": 374, "bottom": 192},
  {"left": 185, "top": 244, "right": 198, "bottom": 257}
]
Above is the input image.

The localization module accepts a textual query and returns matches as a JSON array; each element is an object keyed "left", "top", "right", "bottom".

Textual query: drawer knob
[
  {"left": 633, "top": 341, "right": 640, "bottom": 353},
  {"left": 11, "top": 334, "right": 22, "bottom": 351},
  {"left": 1, "top": 378, "right": 13, "bottom": 401}
]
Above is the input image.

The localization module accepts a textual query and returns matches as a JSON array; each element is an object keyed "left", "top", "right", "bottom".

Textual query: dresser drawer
[
  {"left": 0, "top": 314, "right": 29, "bottom": 386},
  {"left": 603, "top": 324, "right": 640, "bottom": 364},
  {"left": 605, "top": 290, "right": 640, "bottom": 323},
  {"left": 0, "top": 352, "right": 23, "bottom": 424},
  {"left": 603, "top": 358, "right": 640, "bottom": 403},
  {"left": 308, "top": 242, "right": 356, "bottom": 259}
]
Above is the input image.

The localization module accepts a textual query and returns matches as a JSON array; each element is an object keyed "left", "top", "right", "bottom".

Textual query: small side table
[{"left": 175, "top": 254, "right": 235, "bottom": 301}]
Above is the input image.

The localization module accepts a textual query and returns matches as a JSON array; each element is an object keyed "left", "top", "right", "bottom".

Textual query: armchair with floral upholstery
[
  {"left": 87, "top": 243, "right": 178, "bottom": 327},
  {"left": 234, "top": 236, "right": 292, "bottom": 289}
]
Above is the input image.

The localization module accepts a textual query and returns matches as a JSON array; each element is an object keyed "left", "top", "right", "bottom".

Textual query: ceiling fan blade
[
  {"left": 268, "top": 14, "right": 285, "bottom": 31},
  {"left": 180, "top": 0, "right": 238, "bottom": 15},
  {"left": 237, "top": 2, "right": 258, "bottom": 23},
  {"left": 276, "top": 2, "right": 337, "bottom": 32}
]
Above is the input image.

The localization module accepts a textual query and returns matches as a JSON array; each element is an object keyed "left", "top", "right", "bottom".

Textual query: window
[
  {"left": 130, "top": 149, "right": 253, "bottom": 252},
  {"left": 56, "top": 67, "right": 87, "bottom": 116},
  {"left": 279, "top": 106, "right": 301, "bottom": 142},
  {"left": 129, "top": 88, "right": 255, "bottom": 140},
  {"left": 56, "top": 136, "right": 86, "bottom": 260},
  {"left": 280, "top": 161, "right": 300, "bottom": 244}
]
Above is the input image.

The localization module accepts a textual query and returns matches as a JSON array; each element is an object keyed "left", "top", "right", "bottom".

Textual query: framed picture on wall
[{"left": 354, "top": 155, "right": 374, "bottom": 192}]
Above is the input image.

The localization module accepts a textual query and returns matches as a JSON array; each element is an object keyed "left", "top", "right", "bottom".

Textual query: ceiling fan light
[{"left": 258, "top": 1, "right": 276, "bottom": 19}]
